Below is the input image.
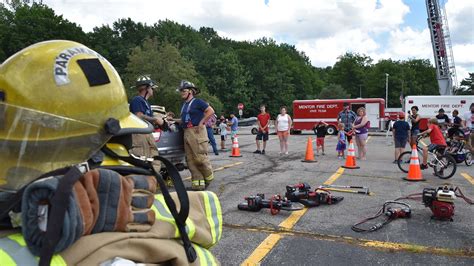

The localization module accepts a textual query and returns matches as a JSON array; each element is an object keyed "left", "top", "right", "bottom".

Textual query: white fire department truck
[
  {"left": 404, "top": 95, "right": 474, "bottom": 130},
  {"left": 292, "top": 98, "right": 385, "bottom": 135}
]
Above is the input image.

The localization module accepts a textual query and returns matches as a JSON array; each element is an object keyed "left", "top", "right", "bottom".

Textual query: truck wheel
[
  {"left": 326, "top": 126, "right": 336, "bottom": 135},
  {"left": 290, "top": 129, "right": 301, "bottom": 135},
  {"left": 251, "top": 128, "right": 258, "bottom": 135}
]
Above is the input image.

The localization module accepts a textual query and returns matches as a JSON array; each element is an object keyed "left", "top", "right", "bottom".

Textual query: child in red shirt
[{"left": 419, "top": 118, "right": 447, "bottom": 169}]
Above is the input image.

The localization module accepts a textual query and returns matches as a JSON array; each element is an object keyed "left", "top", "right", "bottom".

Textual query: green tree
[
  {"left": 125, "top": 38, "right": 221, "bottom": 114},
  {"left": 329, "top": 53, "right": 372, "bottom": 98},
  {"left": 0, "top": 2, "right": 86, "bottom": 62},
  {"left": 318, "top": 84, "right": 350, "bottom": 99},
  {"left": 458, "top": 73, "right": 473, "bottom": 95}
]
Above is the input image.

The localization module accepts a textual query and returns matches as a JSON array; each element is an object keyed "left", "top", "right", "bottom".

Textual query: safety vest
[
  {"left": 152, "top": 191, "right": 222, "bottom": 248},
  {"left": 0, "top": 191, "right": 222, "bottom": 265},
  {"left": 0, "top": 233, "right": 66, "bottom": 266}
]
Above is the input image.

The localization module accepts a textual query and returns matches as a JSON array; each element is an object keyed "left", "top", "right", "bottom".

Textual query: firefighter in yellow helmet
[
  {"left": 0, "top": 40, "right": 151, "bottom": 192},
  {"left": 0, "top": 40, "right": 222, "bottom": 265},
  {"left": 177, "top": 80, "right": 214, "bottom": 191}
]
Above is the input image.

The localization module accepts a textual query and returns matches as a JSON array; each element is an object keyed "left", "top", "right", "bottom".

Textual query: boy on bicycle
[{"left": 419, "top": 118, "right": 447, "bottom": 169}]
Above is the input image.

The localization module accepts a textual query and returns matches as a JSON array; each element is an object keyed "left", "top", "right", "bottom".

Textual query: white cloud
[
  {"left": 296, "top": 29, "right": 379, "bottom": 67},
  {"left": 386, "top": 27, "right": 432, "bottom": 60},
  {"left": 41, "top": 0, "right": 472, "bottom": 84},
  {"left": 445, "top": 0, "right": 474, "bottom": 45}
]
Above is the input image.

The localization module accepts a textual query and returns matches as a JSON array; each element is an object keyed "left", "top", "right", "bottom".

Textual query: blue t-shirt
[
  {"left": 230, "top": 117, "right": 238, "bottom": 131},
  {"left": 393, "top": 120, "right": 410, "bottom": 139},
  {"left": 130, "top": 96, "right": 152, "bottom": 117},
  {"left": 180, "top": 98, "right": 209, "bottom": 127}
]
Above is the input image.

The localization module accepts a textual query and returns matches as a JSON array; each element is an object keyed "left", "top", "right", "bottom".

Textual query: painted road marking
[
  {"left": 241, "top": 167, "right": 345, "bottom": 265},
  {"left": 225, "top": 223, "right": 473, "bottom": 259},
  {"left": 184, "top": 162, "right": 243, "bottom": 181},
  {"left": 461, "top": 173, "right": 474, "bottom": 185}
]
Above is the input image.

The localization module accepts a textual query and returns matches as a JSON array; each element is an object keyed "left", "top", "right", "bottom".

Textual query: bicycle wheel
[
  {"left": 434, "top": 154, "right": 457, "bottom": 179},
  {"left": 397, "top": 151, "right": 412, "bottom": 173},
  {"left": 465, "top": 151, "right": 473, "bottom": 166}
]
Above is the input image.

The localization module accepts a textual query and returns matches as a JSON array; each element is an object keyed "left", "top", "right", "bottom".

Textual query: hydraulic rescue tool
[
  {"left": 351, "top": 201, "right": 411, "bottom": 232},
  {"left": 285, "top": 183, "right": 344, "bottom": 207},
  {"left": 352, "top": 186, "right": 473, "bottom": 232},
  {"left": 237, "top": 194, "right": 304, "bottom": 215}
]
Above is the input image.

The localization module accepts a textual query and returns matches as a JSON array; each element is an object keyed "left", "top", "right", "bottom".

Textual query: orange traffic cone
[
  {"left": 230, "top": 136, "right": 242, "bottom": 157},
  {"left": 342, "top": 140, "right": 360, "bottom": 169},
  {"left": 403, "top": 145, "right": 425, "bottom": 181},
  {"left": 302, "top": 136, "right": 317, "bottom": 162}
]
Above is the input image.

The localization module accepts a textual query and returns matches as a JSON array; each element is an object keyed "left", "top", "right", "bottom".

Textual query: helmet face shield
[
  {"left": 0, "top": 40, "right": 151, "bottom": 192},
  {"left": 0, "top": 102, "right": 110, "bottom": 191}
]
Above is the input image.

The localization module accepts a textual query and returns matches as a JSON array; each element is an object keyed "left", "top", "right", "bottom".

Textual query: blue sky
[{"left": 43, "top": 0, "right": 473, "bottom": 83}]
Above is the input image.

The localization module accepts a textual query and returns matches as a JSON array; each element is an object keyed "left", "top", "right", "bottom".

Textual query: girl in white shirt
[{"left": 275, "top": 106, "right": 292, "bottom": 155}]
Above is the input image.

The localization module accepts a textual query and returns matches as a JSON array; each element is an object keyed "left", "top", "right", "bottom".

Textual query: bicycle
[{"left": 397, "top": 135, "right": 457, "bottom": 179}]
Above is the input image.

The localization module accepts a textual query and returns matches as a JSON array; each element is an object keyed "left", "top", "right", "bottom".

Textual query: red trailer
[{"left": 292, "top": 98, "right": 385, "bottom": 135}]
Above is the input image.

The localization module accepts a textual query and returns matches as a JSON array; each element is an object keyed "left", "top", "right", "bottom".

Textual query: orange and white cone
[
  {"left": 302, "top": 136, "right": 317, "bottom": 162},
  {"left": 230, "top": 135, "right": 242, "bottom": 157},
  {"left": 403, "top": 145, "right": 425, "bottom": 181},
  {"left": 342, "top": 140, "right": 360, "bottom": 169}
]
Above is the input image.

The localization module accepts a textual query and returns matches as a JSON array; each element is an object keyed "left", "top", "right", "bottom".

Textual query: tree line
[{"left": 1, "top": 2, "right": 472, "bottom": 117}]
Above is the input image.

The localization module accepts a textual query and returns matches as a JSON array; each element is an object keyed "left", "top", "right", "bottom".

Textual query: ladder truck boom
[{"left": 425, "top": 0, "right": 458, "bottom": 95}]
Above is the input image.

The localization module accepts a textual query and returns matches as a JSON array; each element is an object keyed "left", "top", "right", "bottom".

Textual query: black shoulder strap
[
  {"left": 0, "top": 166, "right": 72, "bottom": 225},
  {"left": 101, "top": 146, "right": 196, "bottom": 262},
  {"left": 39, "top": 166, "right": 84, "bottom": 266}
]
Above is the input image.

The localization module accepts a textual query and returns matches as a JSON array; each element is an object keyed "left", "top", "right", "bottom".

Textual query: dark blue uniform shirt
[
  {"left": 130, "top": 96, "right": 152, "bottom": 117},
  {"left": 180, "top": 98, "right": 209, "bottom": 127}
]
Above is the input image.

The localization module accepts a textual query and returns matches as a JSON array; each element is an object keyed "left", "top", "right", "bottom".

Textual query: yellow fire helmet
[{"left": 0, "top": 40, "right": 151, "bottom": 191}]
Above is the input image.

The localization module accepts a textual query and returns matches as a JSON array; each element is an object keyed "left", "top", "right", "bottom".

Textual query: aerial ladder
[{"left": 425, "top": 0, "right": 458, "bottom": 95}]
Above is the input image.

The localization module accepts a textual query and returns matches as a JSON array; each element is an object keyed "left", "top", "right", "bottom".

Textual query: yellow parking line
[
  {"left": 241, "top": 168, "right": 345, "bottom": 265},
  {"left": 323, "top": 167, "right": 345, "bottom": 185},
  {"left": 461, "top": 173, "right": 474, "bottom": 185},
  {"left": 226, "top": 223, "right": 473, "bottom": 258},
  {"left": 420, "top": 140, "right": 427, "bottom": 147},
  {"left": 184, "top": 162, "right": 243, "bottom": 181}
]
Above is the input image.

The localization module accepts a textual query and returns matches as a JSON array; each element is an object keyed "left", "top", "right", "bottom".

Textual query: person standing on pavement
[
  {"left": 337, "top": 102, "right": 357, "bottom": 143},
  {"left": 219, "top": 116, "right": 228, "bottom": 151},
  {"left": 314, "top": 121, "right": 328, "bottom": 156},
  {"left": 462, "top": 103, "right": 474, "bottom": 152},
  {"left": 254, "top": 104, "right": 271, "bottom": 155},
  {"left": 352, "top": 107, "right": 369, "bottom": 160},
  {"left": 229, "top": 113, "right": 239, "bottom": 142},
  {"left": 408, "top": 106, "right": 421, "bottom": 146},
  {"left": 205, "top": 111, "right": 219, "bottom": 155},
  {"left": 275, "top": 106, "right": 292, "bottom": 155},
  {"left": 129, "top": 75, "right": 164, "bottom": 171},
  {"left": 392, "top": 113, "right": 410, "bottom": 163},
  {"left": 177, "top": 80, "right": 214, "bottom": 191}
]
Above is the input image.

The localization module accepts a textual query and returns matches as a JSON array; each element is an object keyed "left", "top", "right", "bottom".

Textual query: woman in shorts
[
  {"left": 275, "top": 106, "right": 292, "bottom": 155},
  {"left": 353, "top": 107, "right": 369, "bottom": 160},
  {"left": 409, "top": 106, "right": 421, "bottom": 145}
]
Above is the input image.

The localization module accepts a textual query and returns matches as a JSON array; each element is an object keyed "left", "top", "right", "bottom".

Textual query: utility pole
[{"left": 385, "top": 73, "right": 389, "bottom": 108}]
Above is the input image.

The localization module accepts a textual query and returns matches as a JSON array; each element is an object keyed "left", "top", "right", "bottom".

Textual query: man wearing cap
[
  {"left": 337, "top": 103, "right": 357, "bottom": 142},
  {"left": 129, "top": 75, "right": 163, "bottom": 171},
  {"left": 177, "top": 80, "right": 215, "bottom": 191}
]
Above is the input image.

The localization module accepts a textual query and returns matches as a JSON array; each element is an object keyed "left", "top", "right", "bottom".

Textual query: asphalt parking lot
[{"left": 182, "top": 128, "right": 474, "bottom": 265}]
